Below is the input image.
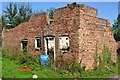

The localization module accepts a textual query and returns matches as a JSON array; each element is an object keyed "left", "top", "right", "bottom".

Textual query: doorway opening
[
  {"left": 44, "top": 36, "right": 55, "bottom": 61},
  {"left": 21, "top": 39, "right": 28, "bottom": 52}
]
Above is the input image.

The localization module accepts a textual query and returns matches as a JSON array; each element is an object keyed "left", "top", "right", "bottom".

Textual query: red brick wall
[
  {"left": 78, "top": 4, "right": 117, "bottom": 69},
  {"left": 2, "top": 3, "right": 118, "bottom": 69},
  {"left": 52, "top": 4, "right": 81, "bottom": 66},
  {"left": 2, "top": 13, "right": 49, "bottom": 55},
  {"left": 53, "top": 3, "right": 117, "bottom": 69}
]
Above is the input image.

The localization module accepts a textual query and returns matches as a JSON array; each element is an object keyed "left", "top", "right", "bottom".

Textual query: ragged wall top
[
  {"left": 53, "top": 3, "right": 81, "bottom": 54},
  {"left": 78, "top": 4, "right": 117, "bottom": 69},
  {"left": 2, "top": 13, "right": 49, "bottom": 55},
  {"left": 55, "top": 2, "right": 98, "bottom": 18},
  {"left": 53, "top": 2, "right": 117, "bottom": 69},
  {"left": 52, "top": 2, "right": 98, "bottom": 55}
]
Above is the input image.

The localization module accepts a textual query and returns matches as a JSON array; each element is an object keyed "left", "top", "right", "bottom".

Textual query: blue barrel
[{"left": 40, "top": 55, "right": 49, "bottom": 66}]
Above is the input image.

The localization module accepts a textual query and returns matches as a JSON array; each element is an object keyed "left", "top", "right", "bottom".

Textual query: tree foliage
[
  {"left": 34, "top": 7, "right": 55, "bottom": 19},
  {"left": 2, "top": 3, "right": 55, "bottom": 29},
  {"left": 2, "top": 3, "right": 32, "bottom": 29},
  {"left": 112, "top": 14, "right": 120, "bottom": 41},
  {"left": 0, "top": 16, "right": 1, "bottom": 26},
  {"left": 47, "top": 7, "right": 55, "bottom": 19}
]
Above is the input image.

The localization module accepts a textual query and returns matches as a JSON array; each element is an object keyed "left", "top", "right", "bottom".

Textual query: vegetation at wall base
[
  {"left": 2, "top": 48, "right": 118, "bottom": 78},
  {"left": 118, "top": 50, "right": 120, "bottom": 75},
  {"left": 94, "top": 41, "right": 98, "bottom": 69}
]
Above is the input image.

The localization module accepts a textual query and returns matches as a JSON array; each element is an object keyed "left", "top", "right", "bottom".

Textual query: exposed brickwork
[
  {"left": 2, "top": 13, "right": 49, "bottom": 55},
  {"left": 78, "top": 9, "right": 118, "bottom": 69},
  {"left": 2, "top": 2, "right": 118, "bottom": 69},
  {"left": 53, "top": 3, "right": 117, "bottom": 69}
]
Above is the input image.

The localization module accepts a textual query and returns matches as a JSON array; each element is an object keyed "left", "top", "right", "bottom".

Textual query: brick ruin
[{"left": 2, "top": 2, "right": 118, "bottom": 69}]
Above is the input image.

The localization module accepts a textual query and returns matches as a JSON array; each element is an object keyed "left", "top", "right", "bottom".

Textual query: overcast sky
[{"left": 2, "top": 2, "right": 118, "bottom": 25}]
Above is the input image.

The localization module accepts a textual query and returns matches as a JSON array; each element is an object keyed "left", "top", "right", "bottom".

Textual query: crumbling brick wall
[
  {"left": 2, "top": 2, "right": 117, "bottom": 69},
  {"left": 78, "top": 4, "right": 117, "bottom": 69},
  {"left": 53, "top": 3, "right": 117, "bottom": 69},
  {"left": 2, "top": 13, "right": 49, "bottom": 55},
  {"left": 52, "top": 3, "right": 81, "bottom": 67}
]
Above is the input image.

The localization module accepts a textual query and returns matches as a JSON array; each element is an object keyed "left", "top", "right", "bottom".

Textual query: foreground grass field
[
  {"left": 2, "top": 57, "right": 66, "bottom": 78},
  {"left": 2, "top": 49, "right": 119, "bottom": 78},
  {"left": 2, "top": 56, "right": 119, "bottom": 78}
]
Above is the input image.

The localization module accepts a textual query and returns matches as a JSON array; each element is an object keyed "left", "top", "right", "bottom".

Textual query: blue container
[{"left": 40, "top": 55, "right": 49, "bottom": 66}]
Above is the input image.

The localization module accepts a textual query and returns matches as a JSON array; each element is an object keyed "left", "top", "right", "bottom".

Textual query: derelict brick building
[{"left": 2, "top": 2, "right": 118, "bottom": 69}]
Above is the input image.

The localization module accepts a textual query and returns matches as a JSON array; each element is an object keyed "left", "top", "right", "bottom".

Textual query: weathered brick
[{"left": 2, "top": 2, "right": 117, "bottom": 69}]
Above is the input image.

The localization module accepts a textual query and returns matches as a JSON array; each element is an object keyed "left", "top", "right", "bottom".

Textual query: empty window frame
[
  {"left": 59, "top": 36, "right": 70, "bottom": 51},
  {"left": 35, "top": 37, "right": 41, "bottom": 49},
  {"left": 21, "top": 39, "right": 28, "bottom": 52}
]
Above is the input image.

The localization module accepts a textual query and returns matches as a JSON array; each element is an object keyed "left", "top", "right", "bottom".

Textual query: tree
[
  {"left": 112, "top": 14, "right": 120, "bottom": 41},
  {"left": 0, "top": 16, "right": 1, "bottom": 47},
  {"left": 33, "top": 7, "right": 55, "bottom": 19},
  {"left": 0, "top": 16, "right": 1, "bottom": 26},
  {"left": 47, "top": 7, "right": 55, "bottom": 19},
  {"left": 2, "top": 16, "right": 7, "bottom": 28},
  {"left": 2, "top": 3, "right": 32, "bottom": 29},
  {"left": 0, "top": 16, "right": 2, "bottom": 30}
]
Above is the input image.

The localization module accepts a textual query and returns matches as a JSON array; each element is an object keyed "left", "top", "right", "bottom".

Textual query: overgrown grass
[
  {"left": 118, "top": 48, "right": 120, "bottom": 75},
  {"left": 82, "top": 64, "right": 118, "bottom": 78},
  {"left": 101, "top": 46, "right": 112, "bottom": 67},
  {"left": 2, "top": 48, "right": 119, "bottom": 78},
  {"left": 0, "top": 48, "right": 2, "bottom": 78},
  {"left": 2, "top": 57, "right": 66, "bottom": 78},
  {"left": 2, "top": 48, "right": 39, "bottom": 70}
]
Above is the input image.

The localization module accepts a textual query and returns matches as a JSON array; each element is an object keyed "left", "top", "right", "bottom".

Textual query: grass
[
  {"left": 82, "top": 65, "right": 118, "bottom": 78},
  {"left": 2, "top": 49, "right": 119, "bottom": 78},
  {"left": 0, "top": 49, "right": 2, "bottom": 78},
  {"left": 2, "top": 57, "right": 66, "bottom": 78},
  {"left": 2, "top": 56, "right": 118, "bottom": 78}
]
